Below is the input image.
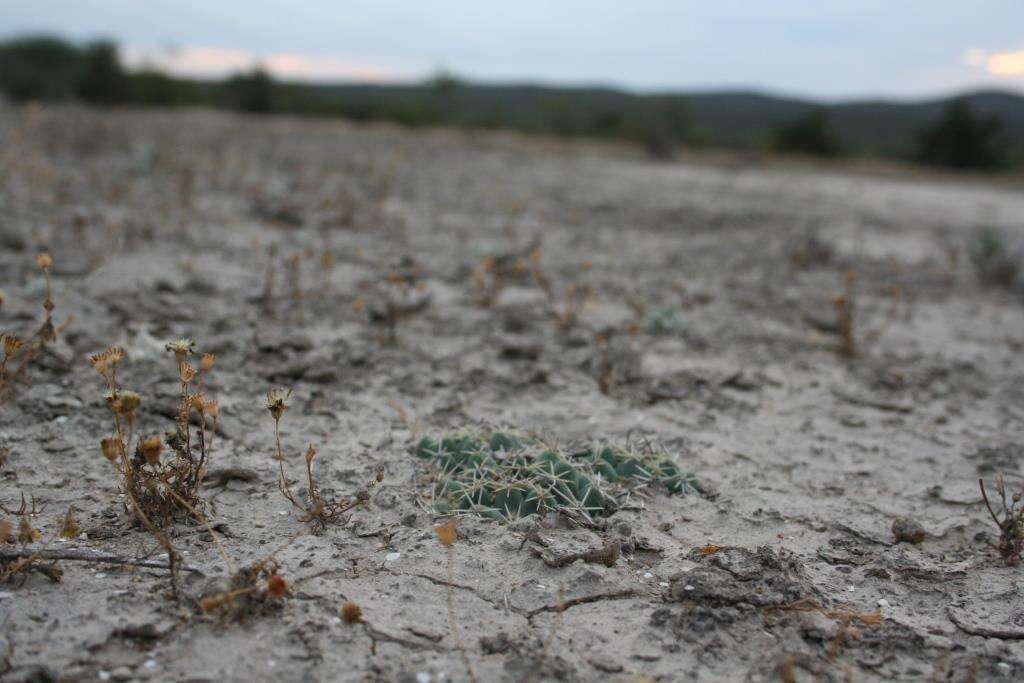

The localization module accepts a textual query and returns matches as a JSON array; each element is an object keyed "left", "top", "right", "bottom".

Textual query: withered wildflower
[
  {"left": 100, "top": 436, "right": 121, "bottom": 462},
  {"left": 59, "top": 505, "right": 81, "bottom": 539},
  {"left": 179, "top": 362, "right": 196, "bottom": 384},
  {"left": 17, "top": 515, "right": 39, "bottom": 545},
  {"left": 138, "top": 436, "right": 163, "bottom": 466},
  {"left": 165, "top": 338, "right": 195, "bottom": 364},
  {"left": 267, "top": 388, "right": 290, "bottom": 422},
  {"left": 266, "top": 571, "right": 289, "bottom": 599},
  {"left": 200, "top": 353, "right": 216, "bottom": 372},
  {"left": 341, "top": 601, "right": 363, "bottom": 623},
  {"left": 435, "top": 520, "right": 458, "bottom": 548}
]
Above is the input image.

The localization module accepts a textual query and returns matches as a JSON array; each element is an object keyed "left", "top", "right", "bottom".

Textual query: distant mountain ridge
[{"left": 301, "top": 81, "right": 1024, "bottom": 160}]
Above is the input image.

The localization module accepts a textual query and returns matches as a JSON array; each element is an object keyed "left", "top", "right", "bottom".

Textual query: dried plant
[
  {"left": 319, "top": 248, "right": 336, "bottom": 298},
  {"left": 0, "top": 495, "right": 63, "bottom": 584},
  {"left": 356, "top": 266, "right": 431, "bottom": 345},
  {"left": 0, "top": 252, "right": 74, "bottom": 397},
  {"left": 197, "top": 554, "right": 290, "bottom": 621},
  {"left": 288, "top": 251, "right": 305, "bottom": 323},
  {"left": 268, "top": 389, "right": 383, "bottom": 528},
  {"left": 979, "top": 474, "right": 1023, "bottom": 565},
  {"left": 831, "top": 269, "right": 900, "bottom": 358},
  {"left": 786, "top": 230, "right": 834, "bottom": 269},
  {"left": 260, "top": 243, "right": 278, "bottom": 313},
  {"left": 530, "top": 250, "right": 593, "bottom": 331},
  {"left": 91, "top": 340, "right": 219, "bottom": 528},
  {"left": 435, "top": 520, "right": 478, "bottom": 683},
  {"left": 470, "top": 239, "right": 537, "bottom": 307},
  {"left": 593, "top": 324, "right": 641, "bottom": 395},
  {"left": 340, "top": 601, "right": 363, "bottom": 623}
]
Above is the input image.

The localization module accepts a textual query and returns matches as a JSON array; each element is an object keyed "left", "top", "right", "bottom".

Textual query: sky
[{"left": 2, "top": 0, "right": 1023, "bottom": 100}]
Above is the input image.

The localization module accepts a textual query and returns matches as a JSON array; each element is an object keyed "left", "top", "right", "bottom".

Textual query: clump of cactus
[{"left": 414, "top": 430, "right": 699, "bottom": 522}]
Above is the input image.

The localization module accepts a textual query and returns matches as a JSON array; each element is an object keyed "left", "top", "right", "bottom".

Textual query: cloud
[
  {"left": 963, "top": 48, "right": 1024, "bottom": 77},
  {"left": 122, "top": 44, "right": 405, "bottom": 82}
]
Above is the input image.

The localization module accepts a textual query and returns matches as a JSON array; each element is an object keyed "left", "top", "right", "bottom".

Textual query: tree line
[{"left": 0, "top": 35, "right": 1013, "bottom": 170}]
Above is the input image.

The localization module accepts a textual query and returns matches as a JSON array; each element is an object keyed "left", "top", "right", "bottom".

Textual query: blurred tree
[
  {"left": 0, "top": 35, "right": 82, "bottom": 101},
  {"left": 129, "top": 69, "right": 196, "bottom": 106},
  {"left": 77, "top": 41, "right": 130, "bottom": 104},
  {"left": 774, "top": 109, "right": 841, "bottom": 157},
  {"left": 224, "top": 68, "right": 277, "bottom": 113},
  {"left": 916, "top": 98, "right": 1008, "bottom": 170},
  {"left": 629, "top": 97, "right": 692, "bottom": 160}
]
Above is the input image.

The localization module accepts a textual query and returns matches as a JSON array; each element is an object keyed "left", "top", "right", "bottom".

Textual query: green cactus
[{"left": 414, "top": 429, "right": 699, "bottom": 522}]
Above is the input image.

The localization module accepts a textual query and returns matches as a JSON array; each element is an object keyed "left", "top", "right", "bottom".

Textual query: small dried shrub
[
  {"left": 831, "top": 269, "right": 901, "bottom": 358},
  {"left": 592, "top": 325, "right": 642, "bottom": 395},
  {"left": 198, "top": 556, "right": 290, "bottom": 620},
  {"left": 530, "top": 251, "right": 593, "bottom": 331},
  {"left": 91, "top": 339, "right": 219, "bottom": 527},
  {"left": 267, "top": 389, "right": 383, "bottom": 528},
  {"left": 0, "top": 252, "right": 73, "bottom": 397},
  {"left": 979, "top": 473, "right": 1023, "bottom": 565},
  {"left": 356, "top": 262, "right": 431, "bottom": 345}
]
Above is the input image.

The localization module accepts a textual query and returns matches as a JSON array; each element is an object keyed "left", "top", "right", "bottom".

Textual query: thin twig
[{"left": 0, "top": 548, "right": 205, "bottom": 574}]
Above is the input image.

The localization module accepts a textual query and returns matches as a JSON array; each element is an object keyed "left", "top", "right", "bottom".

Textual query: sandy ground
[{"left": 1, "top": 104, "right": 1023, "bottom": 682}]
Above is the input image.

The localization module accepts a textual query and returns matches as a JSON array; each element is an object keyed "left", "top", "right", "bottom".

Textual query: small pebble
[
  {"left": 384, "top": 552, "right": 401, "bottom": 564},
  {"left": 110, "top": 666, "right": 132, "bottom": 681},
  {"left": 643, "top": 572, "right": 653, "bottom": 579}
]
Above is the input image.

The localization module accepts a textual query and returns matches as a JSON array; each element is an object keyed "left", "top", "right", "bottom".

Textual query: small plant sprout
[
  {"left": 831, "top": 269, "right": 901, "bottom": 358},
  {"left": 268, "top": 389, "right": 383, "bottom": 528},
  {"left": 979, "top": 474, "right": 1023, "bottom": 565}
]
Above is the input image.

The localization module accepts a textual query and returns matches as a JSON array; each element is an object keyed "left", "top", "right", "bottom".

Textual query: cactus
[{"left": 415, "top": 430, "right": 700, "bottom": 522}]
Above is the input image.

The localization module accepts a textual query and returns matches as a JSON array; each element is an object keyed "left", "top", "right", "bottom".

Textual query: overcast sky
[{"left": 2, "top": 0, "right": 1023, "bottom": 100}]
